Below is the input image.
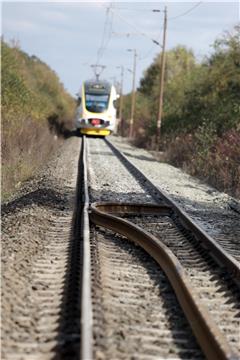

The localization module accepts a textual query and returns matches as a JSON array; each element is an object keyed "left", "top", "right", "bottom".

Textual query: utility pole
[
  {"left": 128, "top": 49, "right": 137, "bottom": 138},
  {"left": 156, "top": 6, "right": 167, "bottom": 150},
  {"left": 90, "top": 64, "right": 106, "bottom": 81},
  {"left": 117, "top": 66, "right": 124, "bottom": 136}
]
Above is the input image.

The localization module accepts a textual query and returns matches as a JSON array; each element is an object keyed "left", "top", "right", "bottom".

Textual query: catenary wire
[
  {"left": 107, "top": 6, "right": 162, "bottom": 47},
  {"left": 96, "top": 4, "right": 114, "bottom": 65},
  {"left": 169, "top": 2, "right": 202, "bottom": 20}
]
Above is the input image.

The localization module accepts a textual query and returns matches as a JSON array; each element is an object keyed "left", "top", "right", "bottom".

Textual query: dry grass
[{"left": 164, "top": 130, "right": 240, "bottom": 199}]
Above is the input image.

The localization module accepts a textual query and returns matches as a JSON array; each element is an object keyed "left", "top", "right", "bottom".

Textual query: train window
[{"left": 85, "top": 93, "right": 109, "bottom": 113}]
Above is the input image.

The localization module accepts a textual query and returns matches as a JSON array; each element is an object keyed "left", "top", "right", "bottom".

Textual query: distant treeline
[
  {"left": 2, "top": 41, "right": 75, "bottom": 200},
  {"left": 121, "top": 25, "right": 240, "bottom": 198}
]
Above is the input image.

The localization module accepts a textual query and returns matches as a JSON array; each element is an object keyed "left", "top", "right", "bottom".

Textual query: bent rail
[
  {"left": 105, "top": 138, "right": 240, "bottom": 279},
  {"left": 90, "top": 202, "right": 238, "bottom": 360}
]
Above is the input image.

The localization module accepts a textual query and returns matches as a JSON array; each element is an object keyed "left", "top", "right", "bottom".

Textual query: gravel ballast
[
  {"left": 88, "top": 137, "right": 155, "bottom": 204},
  {"left": 2, "top": 137, "right": 81, "bottom": 359}
]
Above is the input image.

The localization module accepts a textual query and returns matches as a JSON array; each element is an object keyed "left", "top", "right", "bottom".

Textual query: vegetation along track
[{"left": 81, "top": 136, "right": 240, "bottom": 360}]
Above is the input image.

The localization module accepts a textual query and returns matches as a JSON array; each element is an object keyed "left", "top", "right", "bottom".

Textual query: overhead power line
[
  {"left": 108, "top": 6, "right": 162, "bottom": 48},
  {"left": 169, "top": 2, "right": 202, "bottom": 20},
  {"left": 97, "top": 1, "right": 202, "bottom": 62},
  {"left": 138, "top": 44, "right": 157, "bottom": 61},
  {"left": 111, "top": 6, "right": 163, "bottom": 12},
  {"left": 96, "top": 4, "right": 114, "bottom": 65}
]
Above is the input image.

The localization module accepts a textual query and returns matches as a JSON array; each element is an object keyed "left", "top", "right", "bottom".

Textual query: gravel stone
[
  {"left": 2, "top": 137, "right": 81, "bottom": 359},
  {"left": 88, "top": 138, "right": 155, "bottom": 204}
]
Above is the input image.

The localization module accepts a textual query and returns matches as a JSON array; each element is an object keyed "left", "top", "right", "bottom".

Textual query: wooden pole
[
  {"left": 156, "top": 7, "right": 167, "bottom": 150},
  {"left": 129, "top": 49, "right": 137, "bottom": 138},
  {"left": 119, "top": 66, "right": 124, "bottom": 136}
]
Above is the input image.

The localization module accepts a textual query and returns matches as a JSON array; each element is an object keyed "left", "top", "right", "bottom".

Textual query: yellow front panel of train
[{"left": 80, "top": 128, "right": 110, "bottom": 136}]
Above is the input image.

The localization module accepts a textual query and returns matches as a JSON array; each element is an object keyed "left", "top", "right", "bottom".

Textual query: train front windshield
[{"left": 85, "top": 93, "right": 109, "bottom": 113}]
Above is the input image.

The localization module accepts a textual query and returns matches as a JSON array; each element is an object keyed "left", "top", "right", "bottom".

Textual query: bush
[
  {"left": 1, "top": 41, "right": 75, "bottom": 200},
  {"left": 121, "top": 26, "right": 240, "bottom": 197},
  {"left": 165, "top": 130, "right": 240, "bottom": 197}
]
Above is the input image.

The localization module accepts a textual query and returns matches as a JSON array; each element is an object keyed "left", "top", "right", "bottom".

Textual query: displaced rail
[
  {"left": 105, "top": 138, "right": 240, "bottom": 278},
  {"left": 80, "top": 136, "right": 240, "bottom": 359},
  {"left": 90, "top": 202, "right": 239, "bottom": 360}
]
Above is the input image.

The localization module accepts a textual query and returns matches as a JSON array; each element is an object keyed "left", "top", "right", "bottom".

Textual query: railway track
[
  {"left": 80, "top": 136, "right": 240, "bottom": 359},
  {"left": 2, "top": 135, "right": 239, "bottom": 360}
]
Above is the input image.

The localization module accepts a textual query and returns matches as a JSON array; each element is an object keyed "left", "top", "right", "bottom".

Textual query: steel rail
[
  {"left": 89, "top": 202, "right": 238, "bottom": 360},
  {"left": 105, "top": 138, "right": 240, "bottom": 279},
  {"left": 80, "top": 136, "right": 93, "bottom": 359}
]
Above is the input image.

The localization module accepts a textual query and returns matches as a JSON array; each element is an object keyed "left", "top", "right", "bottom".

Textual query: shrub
[
  {"left": 1, "top": 41, "right": 75, "bottom": 200},
  {"left": 121, "top": 26, "right": 240, "bottom": 197}
]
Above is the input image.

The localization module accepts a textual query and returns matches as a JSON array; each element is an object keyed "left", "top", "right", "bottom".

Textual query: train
[{"left": 75, "top": 80, "right": 118, "bottom": 136}]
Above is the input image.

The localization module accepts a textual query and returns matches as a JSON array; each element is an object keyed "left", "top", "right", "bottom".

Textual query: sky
[{"left": 2, "top": 1, "right": 239, "bottom": 96}]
